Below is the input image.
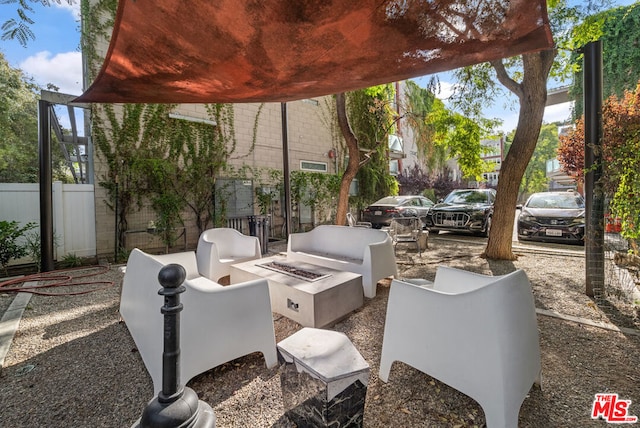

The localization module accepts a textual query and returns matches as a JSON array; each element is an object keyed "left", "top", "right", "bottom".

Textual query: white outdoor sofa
[
  {"left": 120, "top": 248, "right": 277, "bottom": 395},
  {"left": 286, "top": 225, "right": 397, "bottom": 298},
  {"left": 379, "top": 266, "right": 541, "bottom": 428}
]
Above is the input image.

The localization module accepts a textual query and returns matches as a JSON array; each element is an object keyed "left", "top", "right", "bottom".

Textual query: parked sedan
[
  {"left": 362, "top": 195, "right": 434, "bottom": 229},
  {"left": 424, "top": 188, "right": 496, "bottom": 236},
  {"left": 517, "top": 191, "right": 585, "bottom": 245}
]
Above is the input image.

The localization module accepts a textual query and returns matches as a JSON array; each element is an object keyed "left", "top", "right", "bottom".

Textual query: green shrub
[
  {"left": 0, "top": 221, "right": 36, "bottom": 274},
  {"left": 61, "top": 253, "right": 83, "bottom": 268}
]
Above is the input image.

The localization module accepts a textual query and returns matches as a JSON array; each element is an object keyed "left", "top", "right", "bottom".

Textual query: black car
[
  {"left": 362, "top": 195, "right": 434, "bottom": 229},
  {"left": 425, "top": 188, "right": 496, "bottom": 236},
  {"left": 517, "top": 191, "right": 585, "bottom": 245}
]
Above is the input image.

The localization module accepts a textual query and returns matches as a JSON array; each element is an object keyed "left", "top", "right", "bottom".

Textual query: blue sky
[
  {"left": 1, "top": 1, "right": 638, "bottom": 133},
  {"left": 2, "top": 1, "right": 82, "bottom": 95}
]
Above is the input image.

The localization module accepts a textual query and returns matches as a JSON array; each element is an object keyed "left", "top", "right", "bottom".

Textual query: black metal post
[
  {"left": 114, "top": 177, "right": 119, "bottom": 262},
  {"left": 136, "top": 264, "right": 216, "bottom": 428},
  {"left": 38, "top": 100, "right": 55, "bottom": 272},
  {"left": 583, "top": 40, "right": 605, "bottom": 298},
  {"left": 281, "top": 102, "right": 292, "bottom": 237}
]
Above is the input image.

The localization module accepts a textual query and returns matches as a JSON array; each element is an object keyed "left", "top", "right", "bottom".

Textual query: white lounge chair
[
  {"left": 120, "top": 248, "right": 277, "bottom": 395},
  {"left": 379, "top": 266, "right": 541, "bottom": 428},
  {"left": 196, "top": 227, "right": 262, "bottom": 282}
]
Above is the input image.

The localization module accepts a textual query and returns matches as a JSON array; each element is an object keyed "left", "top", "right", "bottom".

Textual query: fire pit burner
[{"left": 259, "top": 261, "right": 331, "bottom": 282}]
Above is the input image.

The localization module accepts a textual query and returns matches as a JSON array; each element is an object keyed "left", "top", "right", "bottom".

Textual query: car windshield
[
  {"left": 374, "top": 196, "right": 404, "bottom": 205},
  {"left": 527, "top": 193, "right": 584, "bottom": 209},
  {"left": 443, "top": 190, "right": 488, "bottom": 204}
]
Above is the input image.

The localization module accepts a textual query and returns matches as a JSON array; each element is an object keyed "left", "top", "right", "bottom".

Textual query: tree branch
[{"left": 490, "top": 59, "right": 523, "bottom": 101}]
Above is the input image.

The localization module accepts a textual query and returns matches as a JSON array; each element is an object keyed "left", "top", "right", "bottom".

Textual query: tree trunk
[
  {"left": 335, "top": 93, "right": 360, "bottom": 226},
  {"left": 483, "top": 50, "right": 555, "bottom": 260}
]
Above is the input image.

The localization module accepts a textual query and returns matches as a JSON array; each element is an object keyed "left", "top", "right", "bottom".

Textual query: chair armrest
[
  {"left": 150, "top": 251, "right": 200, "bottom": 279},
  {"left": 287, "top": 230, "right": 314, "bottom": 253},
  {"left": 364, "top": 236, "right": 398, "bottom": 277},
  {"left": 234, "top": 234, "right": 261, "bottom": 258},
  {"left": 196, "top": 239, "right": 221, "bottom": 279}
]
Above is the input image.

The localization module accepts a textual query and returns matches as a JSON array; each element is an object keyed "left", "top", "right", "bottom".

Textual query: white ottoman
[{"left": 277, "top": 328, "right": 370, "bottom": 427}]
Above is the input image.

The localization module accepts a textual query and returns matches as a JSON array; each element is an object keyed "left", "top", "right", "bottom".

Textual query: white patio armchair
[
  {"left": 196, "top": 227, "right": 262, "bottom": 282},
  {"left": 120, "top": 248, "right": 277, "bottom": 395},
  {"left": 379, "top": 266, "right": 541, "bottom": 428}
]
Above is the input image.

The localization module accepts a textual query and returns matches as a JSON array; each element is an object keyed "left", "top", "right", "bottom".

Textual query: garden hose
[{"left": 0, "top": 265, "right": 115, "bottom": 296}]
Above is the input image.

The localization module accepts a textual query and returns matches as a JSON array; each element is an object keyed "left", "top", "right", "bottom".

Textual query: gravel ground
[{"left": 1, "top": 237, "right": 640, "bottom": 427}]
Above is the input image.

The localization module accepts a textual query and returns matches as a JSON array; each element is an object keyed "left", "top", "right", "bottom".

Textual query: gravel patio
[{"left": 1, "top": 236, "right": 639, "bottom": 427}]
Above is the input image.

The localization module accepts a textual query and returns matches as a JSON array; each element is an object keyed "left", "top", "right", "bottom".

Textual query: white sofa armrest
[
  {"left": 364, "top": 236, "right": 398, "bottom": 279},
  {"left": 287, "top": 229, "right": 314, "bottom": 253}
]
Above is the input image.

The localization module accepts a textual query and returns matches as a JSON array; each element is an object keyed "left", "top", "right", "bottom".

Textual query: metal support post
[{"left": 583, "top": 40, "right": 605, "bottom": 298}]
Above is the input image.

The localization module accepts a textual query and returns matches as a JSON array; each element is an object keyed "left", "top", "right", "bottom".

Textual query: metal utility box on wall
[{"left": 215, "top": 179, "right": 254, "bottom": 218}]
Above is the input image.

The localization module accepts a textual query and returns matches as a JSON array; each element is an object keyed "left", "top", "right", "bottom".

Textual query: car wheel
[{"left": 428, "top": 228, "right": 440, "bottom": 235}]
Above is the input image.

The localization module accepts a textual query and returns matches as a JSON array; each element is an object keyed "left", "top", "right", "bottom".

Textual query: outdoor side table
[{"left": 277, "top": 327, "right": 370, "bottom": 427}]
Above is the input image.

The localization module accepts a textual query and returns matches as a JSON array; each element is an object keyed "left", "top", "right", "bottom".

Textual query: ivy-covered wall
[
  {"left": 571, "top": 3, "right": 640, "bottom": 118},
  {"left": 82, "top": 0, "right": 341, "bottom": 258}
]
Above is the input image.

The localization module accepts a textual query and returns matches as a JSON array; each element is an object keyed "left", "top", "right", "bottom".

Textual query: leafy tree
[
  {"left": 403, "top": 80, "right": 447, "bottom": 173},
  {"left": 335, "top": 86, "right": 399, "bottom": 225},
  {"left": 0, "top": 52, "right": 69, "bottom": 183},
  {"left": 431, "top": 168, "right": 464, "bottom": 201},
  {"left": 396, "top": 164, "right": 432, "bottom": 196},
  {"left": 448, "top": 0, "right": 609, "bottom": 260},
  {"left": 427, "top": 98, "right": 493, "bottom": 180},
  {"left": 558, "top": 81, "right": 640, "bottom": 253},
  {"left": 505, "top": 123, "right": 560, "bottom": 201}
]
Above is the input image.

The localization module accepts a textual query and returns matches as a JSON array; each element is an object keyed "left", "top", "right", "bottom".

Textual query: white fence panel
[{"left": 0, "top": 182, "right": 96, "bottom": 264}]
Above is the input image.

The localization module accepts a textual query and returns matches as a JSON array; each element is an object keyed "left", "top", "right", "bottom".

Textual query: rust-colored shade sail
[{"left": 76, "top": 0, "right": 553, "bottom": 104}]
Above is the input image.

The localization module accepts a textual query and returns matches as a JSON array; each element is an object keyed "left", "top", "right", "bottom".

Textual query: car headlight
[{"left": 519, "top": 214, "right": 537, "bottom": 222}]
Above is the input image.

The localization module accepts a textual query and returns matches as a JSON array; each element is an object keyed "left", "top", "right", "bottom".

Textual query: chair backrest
[
  {"left": 390, "top": 217, "right": 422, "bottom": 239},
  {"left": 198, "top": 227, "right": 258, "bottom": 259},
  {"left": 432, "top": 265, "right": 502, "bottom": 293}
]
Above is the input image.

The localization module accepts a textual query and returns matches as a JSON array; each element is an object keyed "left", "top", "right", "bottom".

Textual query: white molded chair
[
  {"left": 120, "top": 248, "right": 277, "bottom": 395},
  {"left": 379, "top": 266, "right": 541, "bottom": 428},
  {"left": 196, "top": 227, "right": 262, "bottom": 282}
]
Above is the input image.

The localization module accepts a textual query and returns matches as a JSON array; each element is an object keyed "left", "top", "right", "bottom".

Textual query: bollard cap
[{"left": 158, "top": 264, "right": 186, "bottom": 289}]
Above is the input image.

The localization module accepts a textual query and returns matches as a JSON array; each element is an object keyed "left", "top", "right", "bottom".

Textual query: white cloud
[
  {"left": 497, "top": 102, "right": 574, "bottom": 134},
  {"left": 54, "top": 0, "right": 81, "bottom": 20},
  {"left": 19, "top": 51, "right": 83, "bottom": 96},
  {"left": 435, "top": 80, "right": 456, "bottom": 100},
  {"left": 543, "top": 101, "right": 574, "bottom": 125}
]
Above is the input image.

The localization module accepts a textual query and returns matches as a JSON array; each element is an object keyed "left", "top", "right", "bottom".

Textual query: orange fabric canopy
[{"left": 76, "top": 0, "right": 553, "bottom": 104}]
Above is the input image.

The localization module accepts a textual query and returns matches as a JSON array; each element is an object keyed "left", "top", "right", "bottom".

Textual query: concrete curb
[{"left": 0, "top": 288, "right": 33, "bottom": 371}]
